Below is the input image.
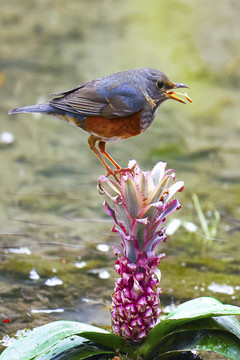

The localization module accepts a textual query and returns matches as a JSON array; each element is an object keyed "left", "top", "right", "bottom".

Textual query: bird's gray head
[{"left": 136, "top": 68, "right": 191, "bottom": 106}]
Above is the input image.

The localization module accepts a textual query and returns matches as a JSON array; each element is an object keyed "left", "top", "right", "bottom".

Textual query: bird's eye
[{"left": 156, "top": 80, "right": 164, "bottom": 89}]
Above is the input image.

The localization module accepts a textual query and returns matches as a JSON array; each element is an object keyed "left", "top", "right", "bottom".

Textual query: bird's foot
[{"left": 106, "top": 164, "right": 137, "bottom": 182}]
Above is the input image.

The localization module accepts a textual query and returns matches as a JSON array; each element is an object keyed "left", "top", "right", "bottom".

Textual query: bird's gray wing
[{"left": 49, "top": 80, "right": 144, "bottom": 118}]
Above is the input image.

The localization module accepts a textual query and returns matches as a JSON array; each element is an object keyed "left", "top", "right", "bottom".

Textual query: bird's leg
[
  {"left": 88, "top": 135, "right": 119, "bottom": 181},
  {"left": 98, "top": 141, "right": 121, "bottom": 169},
  {"left": 98, "top": 140, "right": 136, "bottom": 178}
]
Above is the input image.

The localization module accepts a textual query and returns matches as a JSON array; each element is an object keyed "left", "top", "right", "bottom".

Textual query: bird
[{"left": 9, "top": 68, "right": 191, "bottom": 178}]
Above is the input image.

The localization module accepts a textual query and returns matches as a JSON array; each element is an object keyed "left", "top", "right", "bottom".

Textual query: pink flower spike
[
  {"left": 120, "top": 323, "right": 132, "bottom": 337},
  {"left": 130, "top": 317, "right": 143, "bottom": 327},
  {"left": 100, "top": 160, "right": 183, "bottom": 342}
]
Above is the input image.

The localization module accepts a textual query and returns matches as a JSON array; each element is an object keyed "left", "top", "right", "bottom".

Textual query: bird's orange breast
[{"left": 81, "top": 111, "right": 142, "bottom": 140}]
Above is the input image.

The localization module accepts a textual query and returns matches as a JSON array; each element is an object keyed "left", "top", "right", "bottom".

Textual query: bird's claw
[{"left": 106, "top": 164, "right": 137, "bottom": 182}]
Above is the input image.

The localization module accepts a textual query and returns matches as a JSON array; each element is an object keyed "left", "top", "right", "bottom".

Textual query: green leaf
[
  {"left": 0, "top": 321, "right": 110, "bottom": 360},
  {"left": 155, "top": 330, "right": 240, "bottom": 360},
  {"left": 56, "top": 347, "right": 114, "bottom": 360},
  {"left": 212, "top": 315, "right": 240, "bottom": 340},
  {"left": 153, "top": 316, "right": 240, "bottom": 350},
  {"left": 180, "top": 316, "right": 240, "bottom": 340},
  {"left": 187, "top": 330, "right": 240, "bottom": 360},
  {"left": 80, "top": 331, "right": 137, "bottom": 358},
  {"left": 166, "top": 297, "right": 240, "bottom": 320},
  {"left": 33, "top": 335, "right": 113, "bottom": 360},
  {"left": 0, "top": 321, "right": 136, "bottom": 360},
  {"left": 137, "top": 297, "right": 240, "bottom": 358},
  {"left": 33, "top": 335, "right": 86, "bottom": 359}
]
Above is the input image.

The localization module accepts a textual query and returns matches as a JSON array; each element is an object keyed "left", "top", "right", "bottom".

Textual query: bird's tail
[{"left": 8, "top": 103, "right": 54, "bottom": 115}]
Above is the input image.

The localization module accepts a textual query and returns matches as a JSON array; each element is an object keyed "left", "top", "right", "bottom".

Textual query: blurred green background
[{"left": 0, "top": 0, "right": 240, "bottom": 356}]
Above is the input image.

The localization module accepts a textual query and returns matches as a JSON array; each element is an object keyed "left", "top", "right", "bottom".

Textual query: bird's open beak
[{"left": 164, "top": 82, "right": 192, "bottom": 104}]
